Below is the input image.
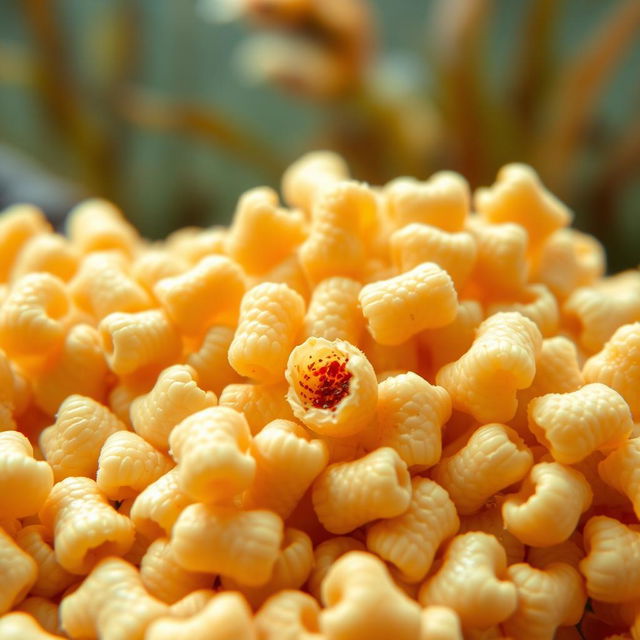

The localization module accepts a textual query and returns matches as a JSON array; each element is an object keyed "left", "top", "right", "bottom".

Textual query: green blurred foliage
[{"left": 0, "top": 0, "right": 638, "bottom": 271}]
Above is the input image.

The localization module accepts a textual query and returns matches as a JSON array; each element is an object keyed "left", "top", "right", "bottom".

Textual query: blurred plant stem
[
  {"left": 118, "top": 88, "right": 285, "bottom": 181},
  {"left": 534, "top": 0, "right": 640, "bottom": 195},
  {"left": 21, "top": 0, "right": 115, "bottom": 197}
]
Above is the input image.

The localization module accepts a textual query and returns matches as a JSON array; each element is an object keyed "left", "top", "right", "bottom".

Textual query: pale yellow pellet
[
  {"left": 66, "top": 198, "right": 139, "bottom": 256},
  {"left": 0, "top": 272, "right": 70, "bottom": 360},
  {"left": 130, "top": 364, "right": 217, "bottom": 452},
  {"left": 16, "top": 597, "right": 62, "bottom": 636},
  {"left": 146, "top": 592, "right": 255, "bottom": 640},
  {"left": 129, "top": 468, "right": 193, "bottom": 540},
  {"left": 154, "top": 255, "right": 246, "bottom": 336},
  {"left": 502, "top": 562, "right": 586, "bottom": 640},
  {"left": 458, "top": 503, "right": 525, "bottom": 566},
  {"left": 466, "top": 219, "right": 529, "bottom": 298},
  {"left": 436, "top": 311, "right": 542, "bottom": 423},
  {"left": 502, "top": 462, "right": 592, "bottom": 547},
  {"left": 0, "top": 527, "right": 37, "bottom": 614},
  {"left": 359, "top": 262, "right": 457, "bottom": 346},
  {"left": 32, "top": 323, "right": 109, "bottom": 415},
  {"left": 433, "top": 423, "right": 533, "bottom": 515},
  {"left": 306, "top": 536, "right": 366, "bottom": 601},
  {"left": 130, "top": 249, "right": 188, "bottom": 297},
  {"left": 169, "top": 406, "right": 255, "bottom": 503},
  {"left": 366, "top": 477, "right": 459, "bottom": 583},
  {"left": 99, "top": 309, "right": 182, "bottom": 376},
  {"left": 360, "top": 329, "right": 419, "bottom": 375},
  {"left": 166, "top": 226, "right": 228, "bottom": 265},
  {"left": 418, "top": 532, "right": 517, "bottom": 630},
  {"left": 533, "top": 228, "right": 605, "bottom": 299},
  {"left": 303, "top": 276, "right": 364, "bottom": 345},
  {"left": 487, "top": 283, "right": 559, "bottom": 338},
  {"left": 227, "top": 186, "right": 307, "bottom": 274},
  {"left": 0, "top": 612, "right": 64, "bottom": 640},
  {"left": 59, "top": 557, "right": 168, "bottom": 640},
  {"left": 583, "top": 322, "right": 640, "bottom": 420},
  {"left": 373, "top": 371, "right": 451, "bottom": 471},
  {"left": 219, "top": 381, "right": 295, "bottom": 435},
  {"left": 281, "top": 150, "right": 349, "bottom": 214},
  {"left": 475, "top": 163, "right": 572, "bottom": 250},
  {"left": 170, "top": 503, "right": 283, "bottom": 586},
  {"left": 69, "top": 251, "right": 153, "bottom": 320},
  {"left": 39, "top": 394, "right": 125, "bottom": 481},
  {"left": 228, "top": 282, "right": 305, "bottom": 382},
  {"left": 298, "top": 181, "right": 379, "bottom": 284},
  {"left": 580, "top": 516, "right": 640, "bottom": 603},
  {"left": 139, "top": 537, "right": 213, "bottom": 604},
  {"left": 0, "top": 204, "right": 50, "bottom": 282},
  {"left": 384, "top": 171, "right": 470, "bottom": 231},
  {"left": 254, "top": 590, "right": 322, "bottom": 640},
  {"left": 312, "top": 447, "right": 411, "bottom": 534},
  {"left": 39, "top": 477, "right": 135, "bottom": 574},
  {"left": 243, "top": 419, "right": 328, "bottom": 518},
  {"left": 510, "top": 335, "right": 583, "bottom": 439},
  {"left": 528, "top": 383, "right": 633, "bottom": 464},
  {"left": 320, "top": 551, "right": 422, "bottom": 640},
  {"left": 222, "top": 528, "right": 314, "bottom": 609},
  {"left": 419, "top": 606, "right": 463, "bottom": 640},
  {"left": 97, "top": 431, "right": 174, "bottom": 500},
  {"left": 0, "top": 431, "right": 53, "bottom": 518},
  {"left": 390, "top": 223, "right": 476, "bottom": 290},
  {"left": 598, "top": 438, "right": 640, "bottom": 520},
  {"left": 10, "top": 232, "right": 80, "bottom": 283},
  {"left": 418, "top": 300, "right": 483, "bottom": 373},
  {"left": 285, "top": 337, "right": 378, "bottom": 437},
  {"left": 186, "top": 325, "right": 243, "bottom": 395},
  {"left": 563, "top": 274, "right": 640, "bottom": 353},
  {"left": 15, "top": 525, "right": 75, "bottom": 598}
]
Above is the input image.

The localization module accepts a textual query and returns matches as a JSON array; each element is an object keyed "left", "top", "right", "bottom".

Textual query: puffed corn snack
[{"left": 0, "top": 152, "right": 639, "bottom": 638}]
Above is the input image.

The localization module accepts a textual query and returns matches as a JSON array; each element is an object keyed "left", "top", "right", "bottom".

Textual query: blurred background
[{"left": 0, "top": 0, "right": 638, "bottom": 272}]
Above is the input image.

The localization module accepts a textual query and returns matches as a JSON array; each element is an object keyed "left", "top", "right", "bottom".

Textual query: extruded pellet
[
  {"left": 170, "top": 503, "right": 283, "bottom": 586},
  {"left": 390, "top": 223, "right": 476, "bottom": 290},
  {"left": 146, "top": 591, "right": 255, "bottom": 640},
  {"left": 502, "top": 462, "right": 592, "bottom": 547},
  {"left": 303, "top": 276, "right": 364, "bottom": 345},
  {"left": 0, "top": 612, "right": 64, "bottom": 640},
  {"left": 154, "top": 255, "right": 246, "bottom": 336},
  {"left": 15, "top": 525, "right": 75, "bottom": 598},
  {"left": 475, "top": 163, "right": 571, "bottom": 250},
  {"left": 384, "top": 171, "right": 470, "bottom": 232},
  {"left": 312, "top": 447, "right": 411, "bottom": 534},
  {"left": 39, "top": 394, "right": 125, "bottom": 481},
  {"left": 39, "top": 476, "right": 135, "bottom": 574},
  {"left": 320, "top": 551, "right": 422, "bottom": 640},
  {"left": 169, "top": 406, "right": 255, "bottom": 503},
  {"left": 99, "top": 309, "right": 182, "bottom": 376},
  {"left": 59, "top": 557, "right": 168, "bottom": 640},
  {"left": 433, "top": 423, "right": 533, "bottom": 515},
  {"left": 0, "top": 272, "right": 70, "bottom": 360},
  {"left": 222, "top": 527, "right": 314, "bottom": 608},
  {"left": 243, "top": 419, "right": 328, "bottom": 518},
  {"left": 359, "top": 262, "right": 457, "bottom": 346},
  {"left": 436, "top": 311, "right": 542, "bottom": 424},
  {"left": 228, "top": 282, "right": 305, "bottom": 382},
  {"left": 0, "top": 431, "right": 53, "bottom": 519},
  {"left": 419, "top": 532, "right": 517, "bottom": 630},
  {"left": 0, "top": 527, "right": 37, "bottom": 615},
  {"left": 130, "top": 364, "right": 217, "bottom": 452},
  {"left": 528, "top": 383, "right": 633, "bottom": 464},
  {"left": 254, "top": 590, "right": 322, "bottom": 640},
  {"left": 227, "top": 186, "right": 307, "bottom": 275},
  {"left": 97, "top": 431, "right": 174, "bottom": 500},
  {"left": 366, "top": 477, "right": 459, "bottom": 583}
]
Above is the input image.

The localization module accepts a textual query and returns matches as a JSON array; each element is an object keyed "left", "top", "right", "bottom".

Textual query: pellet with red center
[{"left": 286, "top": 337, "right": 377, "bottom": 437}]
